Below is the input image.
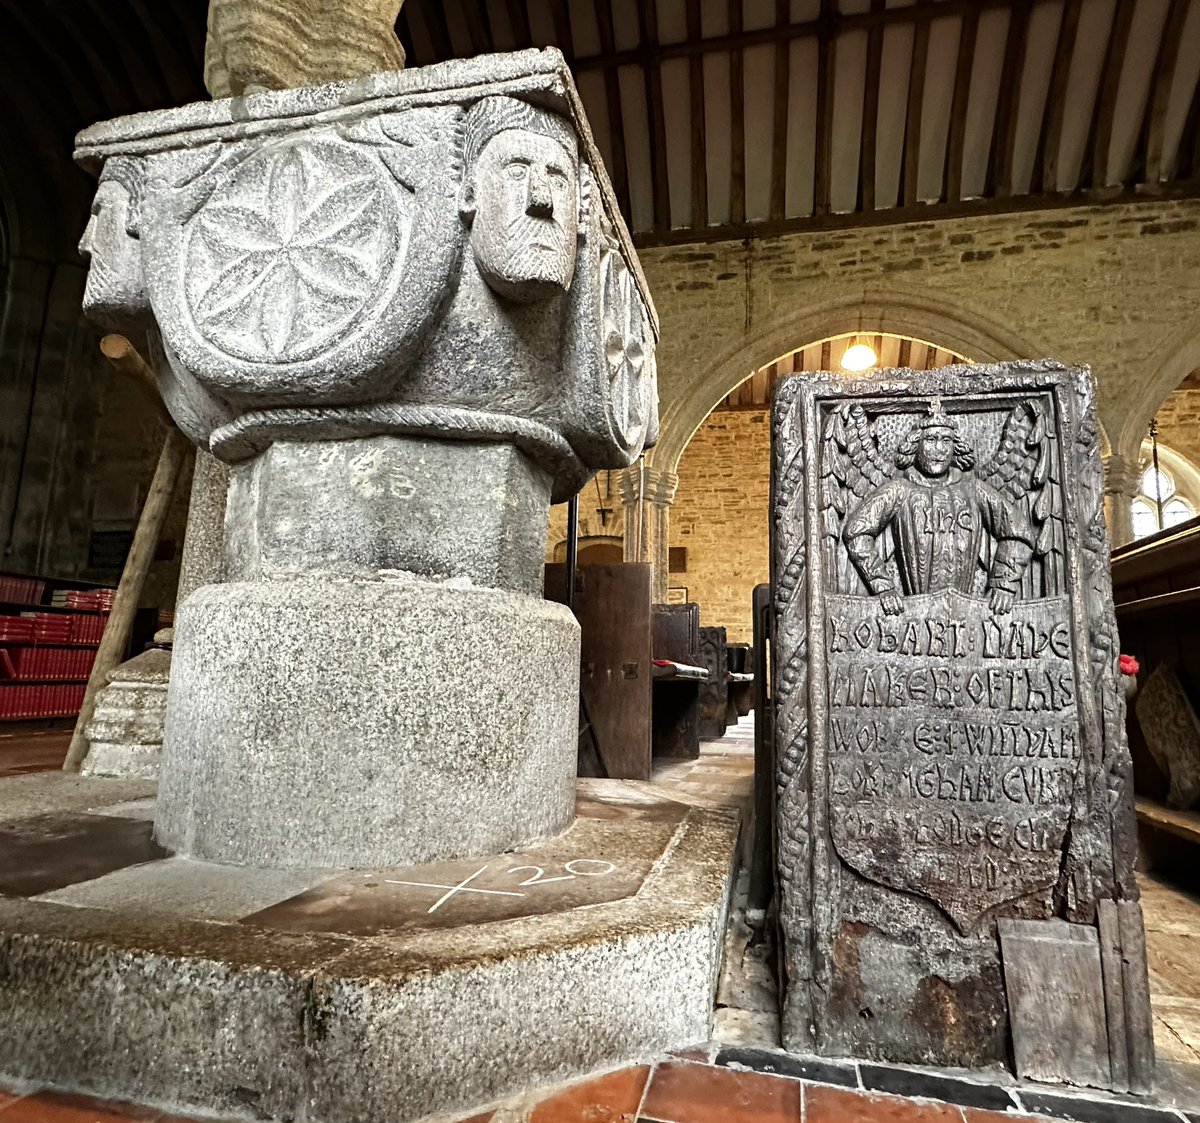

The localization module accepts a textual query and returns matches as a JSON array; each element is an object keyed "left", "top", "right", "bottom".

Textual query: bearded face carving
[
  {"left": 78, "top": 160, "right": 148, "bottom": 330},
  {"left": 460, "top": 97, "right": 580, "bottom": 304}
]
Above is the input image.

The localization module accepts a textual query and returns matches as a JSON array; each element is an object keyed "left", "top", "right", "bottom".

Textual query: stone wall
[
  {"left": 1156, "top": 385, "right": 1200, "bottom": 474},
  {"left": 670, "top": 410, "right": 769, "bottom": 643},
  {"left": 640, "top": 197, "right": 1200, "bottom": 474}
]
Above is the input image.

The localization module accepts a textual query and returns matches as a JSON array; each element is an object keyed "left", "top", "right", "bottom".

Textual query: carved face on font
[
  {"left": 79, "top": 160, "right": 147, "bottom": 329},
  {"left": 461, "top": 98, "right": 580, "bottom": 303}
]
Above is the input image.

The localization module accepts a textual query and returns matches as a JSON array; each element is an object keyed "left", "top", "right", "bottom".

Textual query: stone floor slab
[
  {"left": 0, "top": 814, "right": 167, "bottom": 896},
  {"left": 245, "top": 799, "right": 682, "bottom": 937},
  {"left": 37, "top": 857, "right": 338, "bottom": 922},
  {"left": 0, "top": 774, "right": 157, "bottom": 825}
]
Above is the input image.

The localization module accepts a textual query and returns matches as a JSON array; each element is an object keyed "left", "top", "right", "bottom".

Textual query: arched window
[{"left": 1132, "top": 463, "right": 1194, "bottom": 539}]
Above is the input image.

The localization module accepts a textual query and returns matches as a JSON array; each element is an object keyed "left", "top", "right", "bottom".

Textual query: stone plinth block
[
  {"left": 82, "top": 644, "right": 171, "bottom": 781},
  {"left": 0, "top": 775, "right": 739, "bottom": 1123},
  {"left": 224, "top": 436, "right": 552, "bottom": 594},
  {"left": 157, "top": 577, "right": 579, "bottom": 867},
  {"left": 771, "top": 361, "right": 1148, "bottom": 1086}
]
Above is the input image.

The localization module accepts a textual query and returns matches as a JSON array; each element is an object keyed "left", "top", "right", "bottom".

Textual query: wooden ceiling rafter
[
  {"left": 813, "top": 0, "right": 836, "bottom": 217},
  {"left": 729, "top": 0, "right": 747, "bottom": 226},
  {"left": 633, "top": 180, "right": 1200, "bottom": 246},
  {"left": 1036, "top": 0, "right": 1082, "bottom": 194},
  {"left": 1142, "top": 0, "right": 1193, "bottom": 184},
  {"left": 467, "top": 0, "right": 494, "bottom": 57},
  {"left": 550, "top": 0, "right": 575, "bottom": 63},
  {"left": 716, "top": 334, "right": 968, "bottom": 410},
  {"left": 769, "top": 0, "right": 791, "bottom": 221},
  {"left": 858, "top": 0, "right": 886, "bottom": 213},
  {"left": 124, "top": 0, "right": 198, "bottom": 108},
  {"left": 80, "top": 0, "right": 173, "bottom": 111},
  {"left": 687, "top": 0, "right": 709, "bottom": 228},
  {"left": 1084, "top": 0, "right": 1136, "bottom": 189},
  {"left": 379, "top": 0, "right": 1200, "bottom": 242},
  {"left": 901, "top": 0, "right": 934, "bottom": 208},
  {"left": 4, "top": 6, "right": 103, "bottom": 124},
  {"left": 424, "top": 2, "right": 457, "bottom": 63},
  {"left": 592, "top": 0, "right": 631, "bottom": 219},
  {"left": 943, "top": 4, "right": 979, "bottom": 203},
  {"left": 638, "top": 0, "right": 672, "bottom": 233},
  {"left": 43, "top": 2, "right": 132, "bottom": 115},
  {"left": 1179, "top": 76, "right": 1200, "bottom": 181},
  {"left": 990, "top": 0, "right": 1033, "bottom": 199},
  {"left": 505, "top": 0, "right": 534, "bottom": 50},
  {"left": 571, "top": 0, "right": 1041, "bottom": 73}
]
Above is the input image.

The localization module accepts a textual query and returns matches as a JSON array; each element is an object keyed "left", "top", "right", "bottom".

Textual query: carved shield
[{"left": 825, "top": 589, "right": 1078, "bottom": 933}]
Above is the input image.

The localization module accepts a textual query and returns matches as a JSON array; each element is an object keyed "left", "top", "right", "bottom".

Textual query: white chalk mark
[
  {"left": 383, "top": 865, "right": 526, "bottom": 913},
  {"left": 509, "top": 865, "right": 575, "bottom": 886},
  {"left": 565, "top": 859, "right": 617, "bottom": 876}
]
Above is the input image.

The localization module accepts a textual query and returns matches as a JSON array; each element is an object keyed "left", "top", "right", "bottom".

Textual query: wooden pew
[
  {"left": 727, "top": 643, "right": 755, "bottom": 719},
  {"left": 748, "top": 583, "right": 774, "bottom": 915},
  {"left": 544, "top": 562, "right": 653, "bottom": 780},
  {"left": 697, "top": 625, "right": 728, "bottom": 740},
  {"left": 651, "top": 603, "right": 708, "bottom": 759},
  {"left": 1111, "top": 516, "right": 1200, "bottom": 872}
]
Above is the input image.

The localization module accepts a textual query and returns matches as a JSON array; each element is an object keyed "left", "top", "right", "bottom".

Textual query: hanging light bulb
[{"left": 840, "top": 339, "right": 878, "bottom": 372}]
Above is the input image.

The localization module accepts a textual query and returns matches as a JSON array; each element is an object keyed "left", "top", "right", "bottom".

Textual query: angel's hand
[
  {"left": 879, "top": 591, "right": 904, "bottom": 616},
  {"left": 989, "top": 588, "right": 1015, "bottom": 615}
]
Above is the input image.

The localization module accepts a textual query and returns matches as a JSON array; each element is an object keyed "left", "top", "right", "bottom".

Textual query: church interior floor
[
  {"left": 0, "top": 719, "right": 1198, "bottom": 1122},
  {"left": 0, "top": 726, "right": 71, "bottom": 777}
]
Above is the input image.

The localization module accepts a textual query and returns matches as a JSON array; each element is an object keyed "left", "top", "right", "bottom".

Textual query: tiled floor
[
  {"left": 0, "top": 1058, "right": 1069, "bottom": 1122},
  {"left": 0, "top": 727, "right": 70, "bottom": 777}
]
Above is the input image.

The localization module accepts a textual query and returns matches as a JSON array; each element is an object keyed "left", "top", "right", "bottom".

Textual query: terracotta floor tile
[
  {"left": 639, "top": 1059, "right": 801, "bottom": 1123},
  {"left": 0, "top": 1091, "right": 168, "bottom": 1121},
  {"left": 804, "top": 1085, "right": 962, "bottom": 1123},
  {"left": 529, "top": 1066, "right": 652, "bottom": 1123}
]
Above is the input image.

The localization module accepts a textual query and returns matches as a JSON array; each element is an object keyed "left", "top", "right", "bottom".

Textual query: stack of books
[
  {"left": 0, "top": 647, "right": 97, "bottom": 680},
  {"left": 0, "top": 683, "right": 88, "bottom": 719},
  {"left": 0, "top": 618, "right": 35, "bottom": 644},
  {"left": 50, "top": 588, "right": 116, "bottom": 612},
  {"left": 0, "top": 576, "right": 44, "bottom": 605}
]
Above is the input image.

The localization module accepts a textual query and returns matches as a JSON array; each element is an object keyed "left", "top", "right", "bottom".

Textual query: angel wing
[
  {"left": 977, "top": 400, "right": 1065, "bottom": 598},
  {"left": 820, "top": 402, "right": 894, "bottom": 593}
]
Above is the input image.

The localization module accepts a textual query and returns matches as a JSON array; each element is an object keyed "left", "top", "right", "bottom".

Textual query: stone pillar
[
  {"left": 175, "top": 450, "right": 229, "bottom": 605},
  {"left": 620, "top": 464, "right": 677, "bottom": 601},
  {"left": 204, "top": 0, "right": 406, "bottom": 98},
  {"left": 74, "top": 53, "right": 660, "bottom": 869},
  {"left": 1103, "top": 451, "right": 1140, "bottom": 548}
]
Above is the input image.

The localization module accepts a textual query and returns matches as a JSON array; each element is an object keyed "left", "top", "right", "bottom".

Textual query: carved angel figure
[{"left": 821, "top": 398, "right": 1063, "bottom": 613}]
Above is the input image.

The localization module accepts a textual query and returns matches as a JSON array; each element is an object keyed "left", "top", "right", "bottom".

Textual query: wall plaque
[{"left": 771, "top": 361, "right": 1142, "bottom": 1072}]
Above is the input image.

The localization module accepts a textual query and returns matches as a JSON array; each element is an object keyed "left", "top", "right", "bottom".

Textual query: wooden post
[{"left": 61, "top": 337, "right": 191, "bottom": 773}]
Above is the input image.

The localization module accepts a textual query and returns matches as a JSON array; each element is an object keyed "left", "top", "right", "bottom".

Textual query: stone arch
[
  {"left": 1116, "top": 314, "right": 1200, "bottom": 462},
  {"left": 550, "top": 535, "right": 625, "bottom": 564},
  {"left": 650, "top": 286, "right": 1064, "bottom": 474}
]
